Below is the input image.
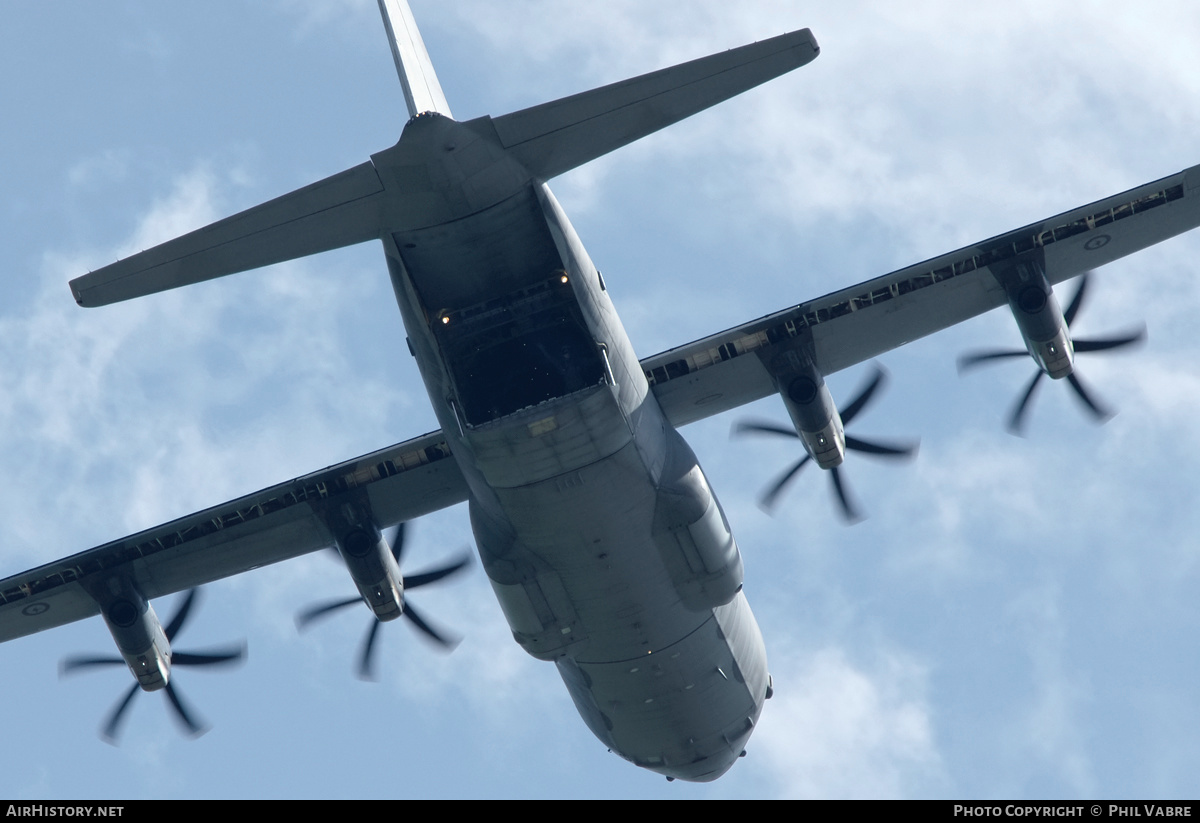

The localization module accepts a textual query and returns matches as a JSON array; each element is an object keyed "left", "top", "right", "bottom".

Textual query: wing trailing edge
[{"left": 490, "top": 28, "right": 819, "bottom": 182}]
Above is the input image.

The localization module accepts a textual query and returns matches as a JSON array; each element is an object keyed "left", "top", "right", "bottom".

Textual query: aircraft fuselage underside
[{"left": 379, "top": 113, "right": 768, "bottom": 781}]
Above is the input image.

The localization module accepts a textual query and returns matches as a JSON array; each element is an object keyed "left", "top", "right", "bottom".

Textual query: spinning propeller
[
  {"left": 734, "top": 366, "right": 917, "bottom": 522},
  {"left": 958, "top": 272, "right": 1145, "bottom": 435},
  {"left": 59, "top": 589, "right": 246, "bottom": 743},
  {"left": 296, "top": 522, "right": 470, "bottom": 680}
]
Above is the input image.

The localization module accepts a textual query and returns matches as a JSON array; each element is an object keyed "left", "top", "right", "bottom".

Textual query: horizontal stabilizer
[
  {"left": 70, "top": 162, "right": 388, "bottom": 307},
  {"left": 490, "top": 28, "right": 819, "bottom": 181}
]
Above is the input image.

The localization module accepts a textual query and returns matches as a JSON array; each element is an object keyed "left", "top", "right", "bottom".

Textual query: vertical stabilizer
[{"left": 378, "top": 0, "right": 453, "bottom": 119}]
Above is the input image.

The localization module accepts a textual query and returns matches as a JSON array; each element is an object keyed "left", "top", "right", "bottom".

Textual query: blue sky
[{"left": 2, "top": 0, "right": 1200, "bottom": 800}]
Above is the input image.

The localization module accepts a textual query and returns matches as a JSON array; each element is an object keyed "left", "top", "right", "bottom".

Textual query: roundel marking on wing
[
  {"left": 22, "top": 602, "right": 50, "bottom": 617},
  {"left": 1084, "top": 234, "right": 1111, "bottom": 251}
]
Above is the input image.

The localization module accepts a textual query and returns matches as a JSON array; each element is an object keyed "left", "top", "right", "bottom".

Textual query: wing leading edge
[{"left": 645, "top": 162, "right": 1200, "bottom": 427}]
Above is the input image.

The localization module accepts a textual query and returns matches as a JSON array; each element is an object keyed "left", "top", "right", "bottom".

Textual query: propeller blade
[
  {"left": 385, "top": 521, "right": 407, "bottom": 563},
  {"left": 100, "top": 682, "right": 141, "bottom": 744},
  {"left": 1073, "top": 327, "right": 1146, "bottom": 353},
  {"left": 1006, "top": 370, "right": 1045, "bottom": 435},
  {"left": 758, "top": 456, "right": 811, "bottom": 513},
  {"left": 733, "top": 419, "right": 800, "bottom": 439},
  {"left": 1062, "top": 272, "right": 1091, "bottom": 328},
  {"left": 957, "top": 348, "right": 1029, "bottom": 373},
  {"left": 829, "top": 467, "right": 863, "bottom": 523},
  {"left": 164, "top": 682, "right": 208, "bottom": 737},
  {"left": 60, "top": 654, "right": 124, "bottom": 676},
  {"left": 172, "top": 643, "right": 247, "bottom": 667},
  {"left": 737, "top": 363, "right": 913, "bottom": 518},
  {"left": 295, "top": 596, "right": 363, "bottom": 629},
  {"left": 68, "top": 588, "right": 239, "bottom": 743},
  {"left": 845, "top": 435, "right": 918, "bottom": 458},
  {"left": 1066, "top": 373, "right": 1114, "bottom": 422},
  {"left": 839, "top": 367, "right": 886, "bottom": 426},
  {"left": 357, "top": 619, "right": 383, "bottom": 681},
  {"left": 964, "top": 272, "right": 1137, "bottom": 432},
  {"left": 299, "top": 519, "right": 470, "bottom": 680},
  {"left": 163, "top": 589, "right": 199, "bottom": 642},
  {"left": 402, "top": 601, "right": 460, "bottom": 650},
  {"left": 405, "top": 553, "right": 471, "bottom": 589}
]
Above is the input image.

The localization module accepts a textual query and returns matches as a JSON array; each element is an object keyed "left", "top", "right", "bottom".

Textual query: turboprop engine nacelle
[
  {"left": 1002, "top": 261, "right": 1074, "bottom": 379},
  {"left": 96, "top": 585, "right": 172, "bottom": 692},
  {"left": 337, "top": 524, "right": 405, "bottom": 622},
  {"left": 773, "top": 353, "right": 845, "bottom": 470}
]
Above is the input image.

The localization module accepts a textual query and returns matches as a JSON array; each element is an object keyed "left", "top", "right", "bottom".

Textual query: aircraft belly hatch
[{"left": 435, "top": 272, "right": 609, "bottom": 428}]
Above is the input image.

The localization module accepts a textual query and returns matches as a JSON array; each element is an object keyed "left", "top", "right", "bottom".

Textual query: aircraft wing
[
  {"left": 6, "top": 162, "right": 1198, "bottom": 646},
  {"left": 645, "top": 162, "right": 1200, "bottom": 428},
  {"left": 0, "top": 430, "right": 466, "bottom": 644}
]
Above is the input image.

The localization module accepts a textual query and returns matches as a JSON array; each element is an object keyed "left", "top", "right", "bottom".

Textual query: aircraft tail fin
[
  {"left": 378, "top": 0, "right": 453, "bottom": 119},
  {"left": 489, "top": 28, "right": 819, "bottom": 181}
]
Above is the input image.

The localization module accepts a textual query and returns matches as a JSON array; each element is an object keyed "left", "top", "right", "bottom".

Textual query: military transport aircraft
[{"left": 3, "top": 0, "right": 1200, "bottom": 792}]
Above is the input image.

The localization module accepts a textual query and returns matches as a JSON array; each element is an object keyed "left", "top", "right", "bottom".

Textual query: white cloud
[
  {"left": 755, "top": 646, "right": 944, "bottom": 798},
  {"left": 991, "top": 581, "right": 1097, "bottom": 796}
]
